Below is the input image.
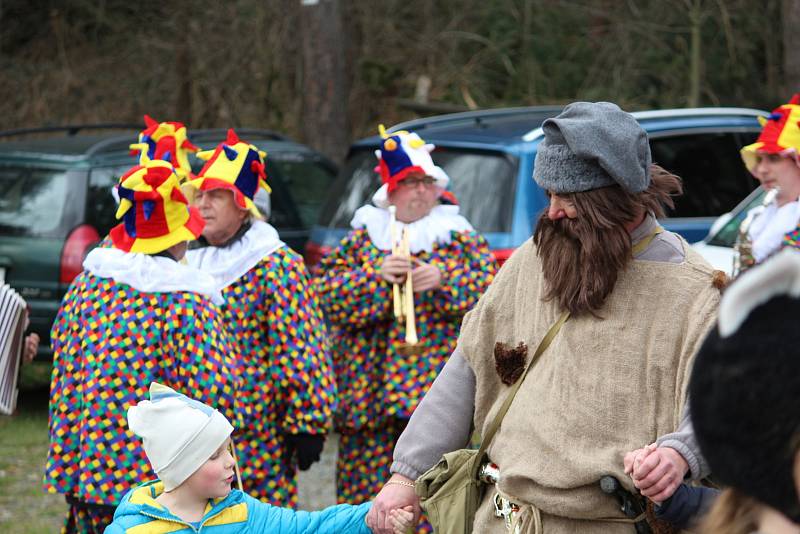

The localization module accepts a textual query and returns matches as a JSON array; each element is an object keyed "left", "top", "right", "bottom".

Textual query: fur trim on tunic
[{"left": 494, "top": 341, "right": 528, "bottom": 385}]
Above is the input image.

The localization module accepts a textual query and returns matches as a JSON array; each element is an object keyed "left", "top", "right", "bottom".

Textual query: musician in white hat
[{"left": 315, "top": 126, "right": 497, "bottom": 531}]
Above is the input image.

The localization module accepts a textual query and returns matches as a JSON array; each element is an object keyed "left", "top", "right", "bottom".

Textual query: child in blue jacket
[{"left": 105, "top": 382, "right": 381, "bottom": 534}]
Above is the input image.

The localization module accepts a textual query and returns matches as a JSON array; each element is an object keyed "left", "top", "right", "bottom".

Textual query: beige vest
[{"left": 460, "top": 238, "right": 720, "bottom": 531}]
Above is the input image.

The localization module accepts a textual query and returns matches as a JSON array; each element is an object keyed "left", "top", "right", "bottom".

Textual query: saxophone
[{"left": 732, "top": 187, "right": 780, "bottom": 276}]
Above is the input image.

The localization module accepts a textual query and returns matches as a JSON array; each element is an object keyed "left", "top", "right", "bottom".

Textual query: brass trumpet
[{"left": 388, "top": 206, "right": 422, "bottom": 356}]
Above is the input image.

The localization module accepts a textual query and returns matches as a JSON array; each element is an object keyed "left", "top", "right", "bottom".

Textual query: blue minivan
[{"left": 306, "top": 106, "right": 766, "bottom": 266}]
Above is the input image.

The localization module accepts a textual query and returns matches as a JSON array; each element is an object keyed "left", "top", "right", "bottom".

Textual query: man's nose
[{"left": 547, "top": 201, "right": 566, "bottom": 220}]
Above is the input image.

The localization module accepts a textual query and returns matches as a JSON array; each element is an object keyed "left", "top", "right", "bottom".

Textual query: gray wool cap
[{"left": 533, "top": 101, "right": 652, "bottom": 194}]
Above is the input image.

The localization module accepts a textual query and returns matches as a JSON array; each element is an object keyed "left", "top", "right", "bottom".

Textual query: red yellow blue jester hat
[
  {"left": 372, "top": 124, "right": 449, "bottom": 208},
  {"left": 129, "top": 115, "right": 199, "bottom": 181},
  {"left": 110, "top": 158, "right": 205, "bottom": 254},
  {"left": 741, "top": 94, "right": 800, "bottom": 172},
  {"left": 187, "top": 129, "right": 271, "bottom": 217}
]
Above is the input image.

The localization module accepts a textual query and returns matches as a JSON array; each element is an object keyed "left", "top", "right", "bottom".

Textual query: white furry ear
[{"left": 719, "top": 248, "right": 800, "bottom": 337}]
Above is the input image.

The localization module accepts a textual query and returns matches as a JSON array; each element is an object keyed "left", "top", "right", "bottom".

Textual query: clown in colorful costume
[
  {"left": 315, "top": 127, "right": 496, "bottom": 512},
  {"left": 44, "top": 159, "right": 239, "bottom": 534},
  {"left": 738, "top": 94, "right": 800, "bottom": 265},
  {"left": 185, "top": 130, "right": 334, "bottom": 507}
]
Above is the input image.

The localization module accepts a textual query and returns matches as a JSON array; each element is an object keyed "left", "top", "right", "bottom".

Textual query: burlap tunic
[{"left": 460, "top": 238, "right": 720, "bottom": 533}]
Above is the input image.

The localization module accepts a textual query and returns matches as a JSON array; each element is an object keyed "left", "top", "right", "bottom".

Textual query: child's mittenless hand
[{"left": 389, "top": 506, "right": 415, "bottom": 534}]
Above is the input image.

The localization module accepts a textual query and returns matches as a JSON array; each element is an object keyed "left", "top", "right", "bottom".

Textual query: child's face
[{"left": 183, "top": 437, "right": 236, "bottom": 500}]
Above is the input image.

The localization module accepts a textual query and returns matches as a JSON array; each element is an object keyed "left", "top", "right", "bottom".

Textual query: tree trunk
[
  {"left": 687, "top": 0, "right": 703, "bottom": 107},
  {"left": 299, "top": 0, "right": 350, "bottom": 164},
  {"left": 783, "top": 0, "right": 800, "bottom": 96},
  {"left": 175, "top": 40, "right": 192, "bottom": 124}
]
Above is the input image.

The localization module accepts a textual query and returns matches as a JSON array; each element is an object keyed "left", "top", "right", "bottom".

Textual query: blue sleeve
[
  {"left": 102, "top": 523, "right": 125, "bottom": 534},
  {"left": 249, "top": 497, "right": 372, "bottom": 534},
  {"left": 655, "top": 484, "right": 720, "bottom": 529}
]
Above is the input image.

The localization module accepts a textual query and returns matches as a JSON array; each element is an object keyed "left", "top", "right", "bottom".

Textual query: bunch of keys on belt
[{"left": 493, "top": 492, "right": 521, "bottom": 534}]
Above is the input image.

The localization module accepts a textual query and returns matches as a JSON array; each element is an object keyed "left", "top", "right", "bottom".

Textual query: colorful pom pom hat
[
  {"left": 110, "top": 157, "right": 205, "bottom": 254},
  {"left": 187, "top": 129, "right": 271, "bottom": 217},
  {"left": 740, "top": 94, "right": 800, "bottom": 172},
  {"left": 372, "top": 125, "right": 449, "bottom": 208},
  {"left": 129, "top": 115, "right": 200, "bottom": 181}
]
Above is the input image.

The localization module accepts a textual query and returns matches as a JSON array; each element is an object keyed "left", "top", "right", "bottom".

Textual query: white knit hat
[{"left": 127, "top": 382, "right": 233, "bottom": 491}]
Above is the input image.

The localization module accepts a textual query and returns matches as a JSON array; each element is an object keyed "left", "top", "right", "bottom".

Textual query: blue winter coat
[{"left": 104, "top": 480, "right": 372, "bottom": 533}]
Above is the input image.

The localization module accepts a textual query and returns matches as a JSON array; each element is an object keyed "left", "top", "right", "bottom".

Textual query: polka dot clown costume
[
  {"left": 44, "top": 158, "right": 239, "bottom": 534},
  {"left": 739, "top": 94, "right": 800, "bottom": 263},
  {"left": 315, "top": 126, "right": 497, "bottom": 519},
  {"left": 129, "top": 115, "right": 199, "bottom": 182},
  {"left": 185, "top": 129, "right": 334, "bottom": 507}
]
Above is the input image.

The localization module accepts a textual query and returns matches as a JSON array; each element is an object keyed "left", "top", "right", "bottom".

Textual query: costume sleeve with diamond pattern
[
  {"left": 315, "top": 229, "right": 393, "bottom": 330},
  {"left": 264, "top": 248, "right": 335, "bottom": 436},
  {"left": 430, "top": 230, "right": 497, "bottom": 317}
]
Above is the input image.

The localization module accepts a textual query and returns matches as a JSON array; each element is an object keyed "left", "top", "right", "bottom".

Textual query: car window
[
  {"left": 320, "top": 148, "right": 517, "bottom": 233},
  {"left": 433, "top": 148, "right": 516, "bottom": 233},
  {"left": 0, "top": 166, "right": 83, "bottom": 238},
  {"left": 87, "top": 166, "right": 129, "bottom": 234},
  {"left": 268, "top": 155, "right": 336, "bottom": 227},
  {"left": 650, "top": 131, "right": 759, "bottom": 218},
  {"left": 262, "top": 160, "right": 304, "bottom": 229},
  {"left": 320, "top": 150, "right": 378, "bottom": 228},
  {"left": 707, "top": 188, "right": 767, "bottom": 248}
]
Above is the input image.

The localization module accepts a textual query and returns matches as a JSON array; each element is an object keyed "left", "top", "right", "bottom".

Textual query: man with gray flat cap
[{"left": 366, "top": 102, "right": 724, "bottom": 534}]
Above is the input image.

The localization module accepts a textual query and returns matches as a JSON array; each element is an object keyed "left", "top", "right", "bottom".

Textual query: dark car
[
  {"left": 307, "top": 106, "right": 766, "bottom": 266},
  {"left": 0, "top": 126, "right": 337, "bottom": 358}
]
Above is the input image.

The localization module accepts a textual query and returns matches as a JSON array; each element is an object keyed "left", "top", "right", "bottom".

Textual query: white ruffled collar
[
  {"left": 350, "top": 204, "right": 473, "bottom": 253},
  {"left": 83, "top": 247, "right": 224, "bottom": 305},
  {"left": 184, "top": 220, "right": 285, "bottom": 290},
  {"left": 749, "top": 198, "right": 800, "bottom": 262}
]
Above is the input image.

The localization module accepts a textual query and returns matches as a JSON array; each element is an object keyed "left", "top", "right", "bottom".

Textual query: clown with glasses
[{"left": 315, "top": 126, "right": 497, "bottom": 528}]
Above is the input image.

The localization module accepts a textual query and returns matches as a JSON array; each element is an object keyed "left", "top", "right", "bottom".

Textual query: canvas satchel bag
[{"left": 415, "top": 311, "right": 570, "bottom": 534}]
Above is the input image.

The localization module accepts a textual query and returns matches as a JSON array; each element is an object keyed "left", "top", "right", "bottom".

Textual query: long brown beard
[
  {"left": 531, "top": 165, "right": 683, "bottom": 316},
  {"left": 533, "top": 210, "right": 631, "bottom": 316}
]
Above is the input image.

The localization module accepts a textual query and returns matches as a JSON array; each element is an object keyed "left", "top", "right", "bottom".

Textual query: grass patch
[{"left": 0, "top": 361, "right": 63, "bottom": 533}]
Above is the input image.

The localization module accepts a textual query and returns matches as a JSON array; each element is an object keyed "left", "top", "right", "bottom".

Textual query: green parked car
[{"left": 0, "top": 125, "right": 337, "bottom": 359}]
